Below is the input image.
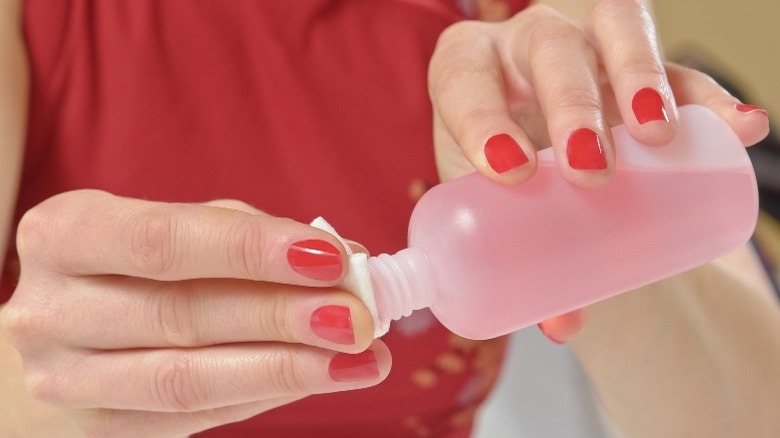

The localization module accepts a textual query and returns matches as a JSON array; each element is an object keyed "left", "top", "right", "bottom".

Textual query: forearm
[{"left": 571, "top": 247, "right": 780, "bottom": 437}]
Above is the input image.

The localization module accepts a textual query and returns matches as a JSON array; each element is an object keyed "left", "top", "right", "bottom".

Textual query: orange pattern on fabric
[{"left": 404, "top": 334, "right": 508, "bottom": 437}]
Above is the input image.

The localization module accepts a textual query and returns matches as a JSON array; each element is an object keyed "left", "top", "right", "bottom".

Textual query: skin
[
  {"left": 429, "top": 1, "right": 780, "bottom": 437},
  {"left": 0, "top": 0, "right": 778, "bottom": 436}
]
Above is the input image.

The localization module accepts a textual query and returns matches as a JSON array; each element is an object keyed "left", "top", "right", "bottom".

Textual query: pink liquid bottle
[{"left": 367, "top": 105, "right": 758, "bottom": 340}]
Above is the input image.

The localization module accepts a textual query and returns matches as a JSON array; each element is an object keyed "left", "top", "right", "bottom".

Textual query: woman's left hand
[{"left": 427, "top": 0, "right": 770, "bottom": 342}]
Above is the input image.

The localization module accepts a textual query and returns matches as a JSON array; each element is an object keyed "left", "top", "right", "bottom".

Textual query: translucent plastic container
[{"left": 368, "top": 105, "right": 758, "bottom": 340}]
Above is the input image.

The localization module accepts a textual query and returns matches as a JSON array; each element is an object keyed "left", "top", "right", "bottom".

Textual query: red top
[{"left": 7, "top": 0, "right": 528, "bottom": 436}]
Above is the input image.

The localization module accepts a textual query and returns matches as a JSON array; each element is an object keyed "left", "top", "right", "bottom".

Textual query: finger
[
  {"left": 54, "top": 277, "right": 374, "bottom": 352},
  {"left": 17, "top": 190, "right": 347, "bottom": 285},
  {"left": 429, "top": 21, "right": 538, "bottom": 184},
  {"left": 586, "top": 0, "right": 678, "bottom": 146},
  {"left": 433, "top": 111, "right": 480, "bottom": 182},
  {"left": 201, "top": 199, "right": 268, "bottom": 215},
  {"left": 537, "top": 309, "right": 587, "bottom": 344},
  {"left": 505, "top": 6, "right": 615, "bottom": 188},
  {"left": 665, "top": 63, "right": 770, "bottom": 146},
  {"left": 74, "top": 396, "right": 305, "bottom": 438},
  {"left": 31, "top": 340, "right": 391, "bottom": 412}
]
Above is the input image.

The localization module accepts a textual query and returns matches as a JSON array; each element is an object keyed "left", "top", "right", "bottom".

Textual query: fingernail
[
  {"left": 736, "top": 103, "right": 768, "bottom": 116},
  {"left": 537, "top": 321, "right": 566, "bottom": 344},
  {"left": 484, "top": 133, "right": 529, "bottom": 173},
  {"left": 287, "top": 239, "right": 342, "bottom": 281},
  {"left": 311, "top": 305, "right": 355, "bottom": 345},
  {"left": 632, "top": 87, "right": 669, "bottom": 124},
  {"left": 329, "top": 350, "right": 380, "bottom": 382},
  {"left": 566, "top": 128, "right": 606, "bottom": 170},
  {"left": 538, "top": 310, "right": 586, "bottom": 345}
]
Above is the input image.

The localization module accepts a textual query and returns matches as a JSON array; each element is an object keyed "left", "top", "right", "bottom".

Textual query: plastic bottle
[{"left": 367, "top": 104, "right": 758, "bottom": 340}]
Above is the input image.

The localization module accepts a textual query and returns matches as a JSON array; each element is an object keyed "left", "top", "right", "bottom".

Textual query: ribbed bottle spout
[{"left": 367, "top": 247, "right": 437, "bottom": 323}]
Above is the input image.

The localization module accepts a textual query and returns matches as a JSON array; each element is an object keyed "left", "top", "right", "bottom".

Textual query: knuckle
[
  {"left": 617, "top": 54, "right": 664, "bottom": 77},
  {"left": 124, "top": 206, "right": 182, "bottom": 277},
  {"left": 458, "top": 106, "right": 505, "bottom": 135},
  {"left": 17, "top": 189, "right": 111, "bottom": 264},
  {"left": 428, "top": 50, "right": 500, "bottom": 121},
  {"left": 152, "top": 353, "right": 205, "bottom": 411},
  {"left": 430, "top": 56, "right": 498, "bottom": 102},
  {"left": 547, "top": 87, "right": 602, "bottom": 113},
  {"left": 16, "top": 205, "right": 52, "bottom": 260},
  {"left": 266, "top": 350, "right": 308, "bottom": 395},
  {"left": 153, "top": 287, "right": 200, "bottom": 347},
  {"left": 528, "top": 21, "right": 584, "bottom": 56},
  {"left": 257, "top": 292, "right": 294, "bottom": 342},
  {"left": 227, "top": 217, "right": 267, "bottom": 280},
  {"left": 429, "top": 22, "right": 494, "bottom": 87},
  {"left": 0, "top": 304, "right": 39, "bottom": 347},
  {"left": 24, "top": 370, "right": 64, "bottom": 405}
]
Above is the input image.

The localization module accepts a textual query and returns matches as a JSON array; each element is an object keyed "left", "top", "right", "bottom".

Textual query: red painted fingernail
[
  {"left": 484, "top": 133, "right": 529, "bottom": 173},
  {"left": 537, "top": 310, "right": 586, "bottom": 345},
  {"left": 311, "top": 305, "right": 355, "bottom": 345},
  {"left": 537, "top": 321, "right": 566, "bottom": 344},
  {"left": 566, "top": 128, "right": 606, "bottom": 170},
  {"left": 632, "top": 87, "right": 669, "bottom": 124},
  {"left": 287, "top": 239, "right": 342, "bottom": 281},
  {"left": 736, "top": 103, "right": 768, "bottom": 116},
  {"left": 329, "top": 350, "right": 380, "bottom": 382}
]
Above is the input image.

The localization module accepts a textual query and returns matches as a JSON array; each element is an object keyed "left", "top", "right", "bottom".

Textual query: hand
[
  {"left": 0, "top": 190, "right": 390, "bottom": 437},
  {"left": 429, "top": 0, "right": 769, "bottom": 186},
  {"left": 427, "top": 0, "right": 770, "bottom": 342}
]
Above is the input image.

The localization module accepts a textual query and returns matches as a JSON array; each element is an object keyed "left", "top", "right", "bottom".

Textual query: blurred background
[{"left": 654, "top": 0, "right": 779, "bottom": 125}]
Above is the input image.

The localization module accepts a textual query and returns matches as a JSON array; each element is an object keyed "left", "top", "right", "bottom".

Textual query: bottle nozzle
[{"left": 368, "top": 247, "right": 436, "bottom": 322}]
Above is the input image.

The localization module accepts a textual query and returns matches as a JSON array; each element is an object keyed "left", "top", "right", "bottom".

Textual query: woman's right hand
[{"left": 0, "top": 190, "right": 390, "bottom": 437}]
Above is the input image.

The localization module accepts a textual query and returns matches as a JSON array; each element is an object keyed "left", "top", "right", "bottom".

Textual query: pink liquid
[
  {"left": 409, "top": 166, "right": 754, "bottom": 339},
  {"left": 368, "top": 105, "right": 758, "bottom": 340}
]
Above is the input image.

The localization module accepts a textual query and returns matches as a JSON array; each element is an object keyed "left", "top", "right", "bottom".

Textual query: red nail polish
[
  {"left": 537, "top": 321, "right": 565, "bottom": 344},
  {"left": 484, "top": 134, "right": 529, "bottom": 173},
  {"left": 566, "top": 128, "right": 606, "bottom": 170},
  {"left": 311, "top": 305, "right": 354, "bottom": 345},
  {"left": 736, "top": 103, "right": 768, "bottom": 116},
  {"left": 632, "top": 87, "right": 669, "bottom": 124},
  {"left": 287, "top": 239, "right": 342, "bottom": 281},
  {"left": 537, "top": 310, "right": 586, "bottom": 345},
  {"left": 329, "top": 350, "right": 380, "bottom": 382}
]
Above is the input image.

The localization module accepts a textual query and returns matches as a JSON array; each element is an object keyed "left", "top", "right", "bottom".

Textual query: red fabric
[{"left": 8, "top": 0, "right": 528, "bottom": 436}]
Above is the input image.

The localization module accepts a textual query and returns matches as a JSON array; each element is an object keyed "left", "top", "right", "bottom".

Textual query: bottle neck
[{"left": 367, "top": 247, "right": 437, "bottom": 322}]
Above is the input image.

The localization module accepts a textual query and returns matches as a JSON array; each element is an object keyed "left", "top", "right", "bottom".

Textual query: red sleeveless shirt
[{"left": 7, "top": 1, "right": 529, "bottom": 436}]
